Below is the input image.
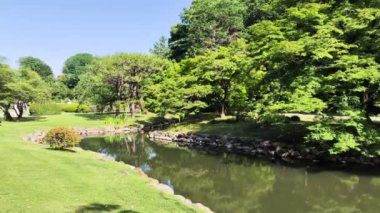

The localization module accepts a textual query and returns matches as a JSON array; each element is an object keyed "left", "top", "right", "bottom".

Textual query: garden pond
[{"left": 80, "top": 134, "right": 380, "bottom": 213}]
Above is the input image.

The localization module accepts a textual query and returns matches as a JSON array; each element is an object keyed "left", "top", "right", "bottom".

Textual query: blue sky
[{"left": 0, "top": 0, "right": 192, "bottom": 75}]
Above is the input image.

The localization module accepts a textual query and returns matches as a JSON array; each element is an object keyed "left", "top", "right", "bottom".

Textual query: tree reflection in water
[{"left": 81, "top": 135, "right": 380, "bottom": 213}]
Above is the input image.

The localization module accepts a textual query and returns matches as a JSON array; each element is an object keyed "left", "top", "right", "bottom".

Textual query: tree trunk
[
  {"left": 221, "top": 103, "right": 226, "bottom": 118},
  {"left": 15, "top": 102, "right": 24, "bottom": 119},
  {"left": 220, "top": 84, "right": 229, "bottom": 118},
  {"left": 362, "top": 89, "right": 373, "bottom": 124},
  {"left": 13, "top": 101, "right": 25, "bottom": 119},
  {"left": 138, "top": 96, "right": 145, "bottom": 113},
  {"left": 129, "top": 82, "right": 138, "bottom": 118},
  {"left": 115, "top": 104, "right": 120, "bottom": 116},
  {"left": 236, "top": 111, "right": 241, "bottom": 122},
  {"left": 1, "top": 105, "right": 13, "bottom": 121},
  {"left": 129, "top": 103, "right": 135, "bottom": 118}
]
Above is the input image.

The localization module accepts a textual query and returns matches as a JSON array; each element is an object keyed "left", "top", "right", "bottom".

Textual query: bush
[
  {"left": 29, "top": 103, "right": 62, "bottom": 115},
  {"left": 288, "top": 115, "right": 301, "bottom": 122},
  {"left": 61, "top": 103, "right": 91, "bottom": 113},
  {"left": 43, "top": 128, "right": 81, "bottom": 149},
  {"left": 104, "top": 116, "right": 126, "bottom": 125}
]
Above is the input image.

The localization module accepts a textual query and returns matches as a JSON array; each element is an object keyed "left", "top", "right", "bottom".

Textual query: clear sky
[{"left": 0, "top": 0, "right": 192, "bottom": 75}]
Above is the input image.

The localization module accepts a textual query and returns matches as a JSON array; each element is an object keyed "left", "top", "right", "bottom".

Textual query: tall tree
[
  {"left": 144, "top": 62, "right": 212, "bottom": 120},
  {"left": 62, "top": 53, "right": 94, "bottom": 89},
  {"left": 0, "top": 64, "right": 16, "bottom": 120},
  {"left": 150, "top": 36, "right": 170, "bottom": 59},
  {"left": 19, "top": 57, "right": 53, "bottom": 81},
  {"left": 169, "top": 0, "right": 247, "bottom": 60},
  {"left": 245, "top": 1, "right": 380, "bottom": 155},
  {"left": 0, "top": 66, "right": 50, "bottom": 120},
  {"left": 180, "top": 39, "right": 250, "bottom": 117},
  {"left": 82, "top": 54, "right": 169, "bottom": 117}
]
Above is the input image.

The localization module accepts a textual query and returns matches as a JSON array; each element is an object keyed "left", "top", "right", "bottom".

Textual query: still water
[{"left": 80, "top": 134, "right": 380, "bottom": 213}]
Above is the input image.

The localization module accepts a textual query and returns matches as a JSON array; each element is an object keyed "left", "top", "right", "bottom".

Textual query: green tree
[
  {"left": 150, "top": 36, "right": 170, "bottom": 59},
  {"left": 244, "top": 2, "right": 380, "bottom": 155},
  {"left": 0, "top": 64, "right": 16, "bottom": 120},
  {"left": 0, "top": 66, "right": 50, "bottom": 120},
  {"left": 62, "top": 53, "right": 94, "bottom": 89},
  {"left": 144, "top": 62, "right": 211, "bottom": 120},
  {"left": 169, "top": 0, "right": 247, "bottom": 60},
  {"left": 19, "top": 57, "right": 53, "bottom": 81},
  {"left": 180, "top": 39, "right": 250, "bottom": 117},
  {"left": 81, "top": 54, "right": 169, "bottom": 117}
]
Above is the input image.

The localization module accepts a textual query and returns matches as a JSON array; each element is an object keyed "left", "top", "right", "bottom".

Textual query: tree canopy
[
  {"left": 1, "top": 0, "right": 379, "bottom": 157},
  {"left": 19, "top": 57, "right": 53, "bottom": 81},
  {"left": 62, "top": 53, "right": 94, "bottom": 89}
]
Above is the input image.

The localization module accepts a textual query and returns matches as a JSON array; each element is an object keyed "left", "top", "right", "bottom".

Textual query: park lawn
[{"left": 0, "top": 113, "right": 200, "bottom": 213}]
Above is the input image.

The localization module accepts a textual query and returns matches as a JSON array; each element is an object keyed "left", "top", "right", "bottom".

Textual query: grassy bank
[
  {"left": 167, "top": 114, "right": 380, "bottom": 144},
  {"left": 0, "top": 113, "right": 200, "bottom": 212},
  {"left": 167, "top": 115, "right": 311, "bottom": 144}
]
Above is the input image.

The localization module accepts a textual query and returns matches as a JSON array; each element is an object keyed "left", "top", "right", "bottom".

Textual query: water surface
[{"left": 80, "top": 134, "right": 380, "bottom": 213}]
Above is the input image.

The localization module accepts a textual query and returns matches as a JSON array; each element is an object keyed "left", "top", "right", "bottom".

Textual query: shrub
[
  {"left": 104, "top": 116, "right": 125, "bottom": 125},
  {"left": 61, "top": 103, "right": 91, "bottom": 113},
  {"left": 29, "top": 103, "right": 62, "bottom": 115},
  {"left": 288, "top": 115, "right": 301, "bottom": 122},
  {"left": 43, "top": 128, "right": 81, "bottom": 149}
]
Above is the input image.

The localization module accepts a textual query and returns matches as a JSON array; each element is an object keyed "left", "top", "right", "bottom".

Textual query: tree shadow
[
  {"left": 76, "top": 203, "right": 139, "bottom": 213},
  {"left": 9, "top": 116, "right": 47, "bottom": 122},
  {"left": 74, "top": 113, "right": 113, "bottom": 121},
  {"left": 45, "top": 148, "right": 76, "bottom": 153}
]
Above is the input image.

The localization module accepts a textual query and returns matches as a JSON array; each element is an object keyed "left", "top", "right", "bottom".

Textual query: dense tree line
[
  {"left": 164, "top": 0, "right": 380, "bottom": 155},
  {"left": 1, "top": 0, "right": 379, "bottom": 156}
]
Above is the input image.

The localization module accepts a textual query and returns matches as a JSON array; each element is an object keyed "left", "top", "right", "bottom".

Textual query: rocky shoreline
[
  {"left": 148, "top": 131, "right": 380, "bottom": 170},
  {"left": 24, "top": 126, "right": 140, "bottom": 144}
]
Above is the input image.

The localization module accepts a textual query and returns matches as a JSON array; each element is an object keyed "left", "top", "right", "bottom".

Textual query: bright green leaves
[
  {"left": 330, "top": 55, "right": 380, "bottom": 87},
  {"left": 62, "top": 53, "right": 94, "bottom": 89},
  {"left": 169, "top": 0, "right": 247, "bottom": 60},
  {"left": 287, "top": 3, "right": 330, "bottom": 31},
  {"left": 19, "top": 57, "right": 54, "bottom": 81},
  {"left": 243, "top": 1, "right": 380, "bottom": 155},
  {"left": 307, "top": 116, "right": 379, "bottom": 156}
]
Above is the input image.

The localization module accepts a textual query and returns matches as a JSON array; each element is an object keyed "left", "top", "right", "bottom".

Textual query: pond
[{"left": 80, "top": 134, "right": 380, "bottom": 213}]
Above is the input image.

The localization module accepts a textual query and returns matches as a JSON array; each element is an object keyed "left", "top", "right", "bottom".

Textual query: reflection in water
[{"left": 81, "top": 134, "right": 380, "bottom": 213}]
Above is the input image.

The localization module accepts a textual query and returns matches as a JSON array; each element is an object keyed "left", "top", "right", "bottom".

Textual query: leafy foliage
[
  {"left": 43, "top": 128, "right": 81, "bottom": 149},
  {"left": 29, "top": 102, "right": 62, "bottom": 115},
  {"left": 62, "top": 53, "right": 94, "bottom": 89},
  {"left": 150, "top": 36, "right": 170, "bottom": 59},
  {"left": 61, "top": 103, "right": 91, "bottom": 113},
  {"left": 19, "top": 57, "right": 53, "bottom": 81}
]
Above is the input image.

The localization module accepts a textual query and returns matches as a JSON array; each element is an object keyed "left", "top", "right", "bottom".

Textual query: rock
[
  {"left": 194, "top": 203, "right": 214, "bottom": 213},
  {"left": 156, "top": 183, "right": 174, "bottom": 195}
]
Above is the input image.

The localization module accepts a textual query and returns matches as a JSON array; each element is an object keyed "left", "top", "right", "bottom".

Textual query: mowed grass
[{"left": 0, "top": 113, "right": 200, "bottom": 213}]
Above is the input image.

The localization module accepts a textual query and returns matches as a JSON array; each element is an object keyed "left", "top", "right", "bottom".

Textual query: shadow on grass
[
  {"left": 45, "top": 148, "right": 76, "bottom": 153},
  {"left": 76, "top": 203, "right": 139, "bottom": 213},
  {"left": 10, "top": 116, "right": 47, "bottom": 122},
  {"left": 74, "top": 113, "right": 112, "bottom": 121}
]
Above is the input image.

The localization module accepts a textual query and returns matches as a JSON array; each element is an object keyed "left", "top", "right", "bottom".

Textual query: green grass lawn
[{"left": 0, "top": 113, "right": 200, "bottom": 213}]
